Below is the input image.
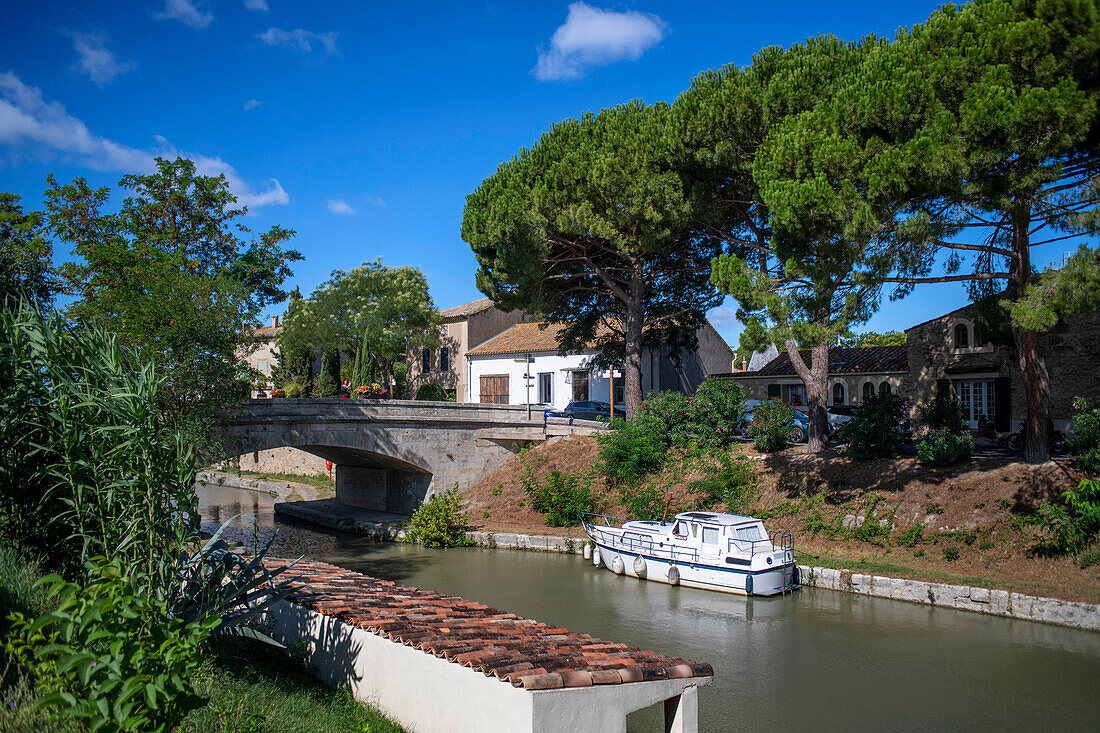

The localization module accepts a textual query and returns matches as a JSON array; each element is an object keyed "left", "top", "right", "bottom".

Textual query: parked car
[
  {"left": 738, "top": 405, "right": 811, "bottom": 443},
  {"left": 826, "top": 405, "right": 858, "bottom": 432},
  {"left": 552, "top": 401, "right": 612, "bottom": 422}
]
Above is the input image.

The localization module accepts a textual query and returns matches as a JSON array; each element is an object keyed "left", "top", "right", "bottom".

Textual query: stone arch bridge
[{"left": 224, "top": 399, "right": 600, "bottom": 515}]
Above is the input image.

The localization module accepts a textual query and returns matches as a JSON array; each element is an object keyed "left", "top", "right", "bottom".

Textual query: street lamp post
[{"left": 514, "top": 353, "right": 534, "bottom": 420}]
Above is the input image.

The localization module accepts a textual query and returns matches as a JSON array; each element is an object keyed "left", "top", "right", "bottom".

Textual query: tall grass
[{"left": 0, "top": 305, "right": 197, "bottom": 592}]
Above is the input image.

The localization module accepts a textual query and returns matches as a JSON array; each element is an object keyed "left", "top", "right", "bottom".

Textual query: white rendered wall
[{"left": 468, "top": 352, "right": 655, "bottom": 410}]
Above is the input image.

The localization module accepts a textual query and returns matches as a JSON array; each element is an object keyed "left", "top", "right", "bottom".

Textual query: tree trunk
[
  {"left": 783, "top": 338, "right": 830, "bottom": 454},
  {"left": 1009, "top": 201, "right": 1050, "bottom": 464},
  {"left": 624, "top": 263, "right": 645, "bottom": 419}
]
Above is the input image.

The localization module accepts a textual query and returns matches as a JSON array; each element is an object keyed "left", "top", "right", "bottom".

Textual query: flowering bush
[
  {"left": 747, "top": 399, "right": 796, "bottom": 453},
  {"left": 838, "top": 392, "right": 910, "bottom": 459},
  {"left": 355, "top": 383, "right": 388, "bottom": 398},
  {"left": 688, "top": 378, "right": 746, "bottom": 450},
  {"left": 271, "top": 388, "right": 285, "bottom": 398},
  {"left": 1069, "top": 397, "right": 1100, "bottom": 474}
]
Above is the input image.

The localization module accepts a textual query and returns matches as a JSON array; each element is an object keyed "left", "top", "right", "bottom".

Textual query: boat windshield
[{"left": 734, "top": 524, "right": 766, "bottom": 542}]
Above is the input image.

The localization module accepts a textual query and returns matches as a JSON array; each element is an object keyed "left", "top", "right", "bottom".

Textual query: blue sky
[{"left": 0, "top": 1, "right": 1083, "bottom": 348}]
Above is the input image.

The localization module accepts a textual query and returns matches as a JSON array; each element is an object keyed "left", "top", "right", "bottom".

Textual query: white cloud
[
  {"left": 156, "top": 0, "right": 214, "bottom": 29},
  {"left": 706, "top": 306, "right": 740, "bottom": 330},
  {"left": 0, "top": 72, "right": 287, "bottom": 210},
  {"left": 243, "top": 0, "right": 269, "bottom": 10},
  {"left": 69, "top": 31, "right": 136, "bottom": 87},
  {"left": 257, "top": 28, "right": 338, "bottom": 56},
  {"left": 534, "top": 2, "right": 666, "bottom": 81},
  {"left": 364, "top": 195, "right": 386, "bottom": 207},
  {"left": 243, "top": 98, "right": 262, "bottom": 110},
  {"left": 327, "top": 199, "right": 356, "bottom": 216}
]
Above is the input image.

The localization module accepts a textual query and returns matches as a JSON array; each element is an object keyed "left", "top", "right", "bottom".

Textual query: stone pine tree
[
  {"left": 463, "top": 101, "right": 725, "bottom": 418},
  {"left": 868, "top": 0, "right": 1100, "bottom": 463},
  {"left": 680, "top": 35, "right": 930, "bottom": 452}
]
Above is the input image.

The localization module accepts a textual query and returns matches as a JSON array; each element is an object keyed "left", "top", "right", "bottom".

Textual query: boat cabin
[{"left": 668, "top": 512, "right": 771, "bottom": 557}]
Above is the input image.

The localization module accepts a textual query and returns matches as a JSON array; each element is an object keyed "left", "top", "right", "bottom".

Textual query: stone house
[
  {"left": 904, "top": 304, "right": 1100, "bottom": 433},
  {"left": 465, "top": 320, "right": 734, "bottom": 410},
  {"left": 728, "top": 345, "right": 908, "bottom": 408},
  {"left": 244, "top": 315, "right": 282, "bottom": 398},
  {"left": 405, "top": 297, "right": 529, "bottom": 401}
]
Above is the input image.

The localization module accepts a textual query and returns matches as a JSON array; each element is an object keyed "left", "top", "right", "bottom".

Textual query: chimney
[{"left": 272, "top": 315, "right": 280, "bottom": 328}]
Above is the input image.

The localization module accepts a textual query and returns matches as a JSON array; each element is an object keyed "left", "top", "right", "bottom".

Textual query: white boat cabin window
[
  {"left": 702, "top": 526, "right": 719, "bottom": 546},
  {"left": 690, "top": 523, "right": 699, "bottom": 538},
  {"left": 672, "top": 521, "right": 686, "bottom": 537},
  {"left": 735, "top": 524, "right": 766, "bottom": 542}
]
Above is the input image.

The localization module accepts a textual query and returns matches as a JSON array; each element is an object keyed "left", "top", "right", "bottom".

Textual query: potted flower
[{"left": 355, "top": 383, "right": 389, "bottom": 399}]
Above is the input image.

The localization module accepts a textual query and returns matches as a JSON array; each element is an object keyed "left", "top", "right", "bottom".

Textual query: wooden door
[{"left": 479, "top": 374, "right": 510, "bottom": 404}]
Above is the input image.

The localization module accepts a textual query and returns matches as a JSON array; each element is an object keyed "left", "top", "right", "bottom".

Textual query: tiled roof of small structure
[
  {"left": 268, "top": 559, "right": 713, "bottom": 690},
  {"left": 252, "top": 324, "right": 281, "bottom": 338},
  {"left": 441, "top": 297, "right": 496, "bottom": 318},
  {"left": 751, "top": 345, "right": 908, "bottom": 377},
  {"left": 467, "top": 322, "right": 579, "bottom": 357}
]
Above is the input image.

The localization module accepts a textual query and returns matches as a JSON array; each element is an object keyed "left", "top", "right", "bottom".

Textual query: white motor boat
[{"left": 581, "top": 511, "right": 797, "bottom": 596}]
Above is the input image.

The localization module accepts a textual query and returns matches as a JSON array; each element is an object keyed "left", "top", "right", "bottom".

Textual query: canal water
[{"left": 198, "top": 484, "right": 1100, "bottom": 732}]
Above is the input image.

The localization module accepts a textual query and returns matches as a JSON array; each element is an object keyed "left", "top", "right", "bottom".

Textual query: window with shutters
[
  {"left": 439, "top": 347, "right": 450, "bottom": 373},
  {"left": 421, "top": 348, "right": 431, "bottom": 372}
]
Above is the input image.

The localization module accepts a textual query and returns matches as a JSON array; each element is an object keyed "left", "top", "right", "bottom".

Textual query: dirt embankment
[{"left": 464, "top": 436, "right": 1100, "bottom": 603}]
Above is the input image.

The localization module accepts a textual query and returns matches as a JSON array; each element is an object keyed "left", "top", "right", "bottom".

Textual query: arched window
[
  {"left": 833, "top": 382, "right": 845, "bottom": 405},
  {"left": 954, "top": 323, "right": 969, "bottom": 349},
  {"left": 862, "top": 382, "right": 875, "bottom": 401},
  {"left": 878, "top": 381, "right": 892, "bottom": 396}
]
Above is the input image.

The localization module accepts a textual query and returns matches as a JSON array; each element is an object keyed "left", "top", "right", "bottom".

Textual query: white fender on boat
[
  {"left": 668, "top": 565, "right": 680, "bottom": 586},
  {"left": 633, "top": 555, "right": 647, "bottom": 578},
  {"left": 583, "top": 543, "right": 591, "bottom": 560},
  {"left": 610, "top": 555, "right": 624, "bottom": 575},
  {"left": 593, "top": 548, "right": 602, "bottom": 567}
]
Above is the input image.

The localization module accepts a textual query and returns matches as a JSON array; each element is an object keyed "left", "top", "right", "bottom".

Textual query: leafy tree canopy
[
  {"left": 277, "top": 259, "right": 441, "bottom": 394},
  {"left": 463, "top": 100, "right": 724, "bottom": 416},
  {"left": 832, "top": 331, "right": 907, "bottom": 348},
  {"left": 0, "top": 193, "right": 54, "bottom": 308},
  {"left": 48, "top": 157, "right": 301, "bottom": 451}
]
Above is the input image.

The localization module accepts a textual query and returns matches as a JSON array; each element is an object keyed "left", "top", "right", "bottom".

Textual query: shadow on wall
[{"left": 265, "top": 600, "right": 364, "bottom": 698}]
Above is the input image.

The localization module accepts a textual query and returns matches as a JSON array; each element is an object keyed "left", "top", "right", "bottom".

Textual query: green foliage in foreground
[
  {"left": 1069, "top": 397, "right": 1100, "bottom": 474},
  {"left": 180, "top": 638, "right": 405, "bottom": 733},
  {"left": 1035, "top": 479, "right": 1100, "bottom": 557},
  {"left": 415, "top": 383, "right": 447, "bottom": 401},
  {"left": 0, "top": 305, "right": 197, "bottom": 591},
  {"left": 524, "top": 470, "right": 600, "bottom": 527},
  {"left": 407, "top": 485, "right": 473, "bottom": 548},
  {"left": 5, "top": 560, "right": 216, "bottom": 732}
]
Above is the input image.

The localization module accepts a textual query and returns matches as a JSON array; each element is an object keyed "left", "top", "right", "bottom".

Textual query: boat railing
[
  {"left": 726, "top": 537, "right": 776, "bottom": 557},
  {"left": 581, "top": 514, "right": 700, "bottom": 564},
  {"left": 770, "top": 530, "right": 793, "bottom": 552}
]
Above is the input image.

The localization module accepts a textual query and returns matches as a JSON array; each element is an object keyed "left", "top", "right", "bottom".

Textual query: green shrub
[
  {"left": 850, "top": 493, "right": 892, "bottom": 546},
  {"left": 943, "top": 547, "right": 961, "bottom": 561},
  {"left": 637, "top": 390, "right": 694, "bottom": 447},
  {"left": 687, "top": 378, "right": 745, "bottom": 450},
  {"left": 415, "top": 383, "right": 448, "bottom": 401},
  {"left": 596, "top": 418, "right": 666, "bottom": 484},
  {"left": 920, "top": 395, "right": 969, "bottom": 432},
  {"left": 317, "top": 349, "right": 340, "bottom": 398},
  {"left": 5, "top": 560, "right": 216, "bottom": 732},
  {"left": 688, "top": 452, "right": 757, "bottom": 513},
  {"left": 1034, "top": 478, "right": 1100, "bottom": 556},
  {"left": 917, "top": 428, "right": 974, "bottom": 465},
  {"left": 899, "top": 525, "right": 924, "bottom": 547},
  {"left": 1079, "top": 546, "right": 1100, "bottom": 569},
  {"left": 407, "top": 485, "right": 472, "bottom": 547},
  {"left": 837, "top": 392, "right": 910, "bottom": 459},
  {"left": 1069, "top": 397, "right": 1100, "bottom": 473},
  {"left": 525, "top": 470, "right": 600, "bottom": 527},
  {"left": 618, "top": 483, "right": 666, "bottom": 521},
  {"left": 747, "top": 399, "right": 796, "bottom": 453},
  {"left": 0, "top": 306, "right": 197, "bottom": 591}
]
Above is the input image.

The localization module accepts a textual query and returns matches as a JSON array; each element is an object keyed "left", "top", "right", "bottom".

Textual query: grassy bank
[{"left": 463, "top": 436, "right": 1100, "bottom": 604}]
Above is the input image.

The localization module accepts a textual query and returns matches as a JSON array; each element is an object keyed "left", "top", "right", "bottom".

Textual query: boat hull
[{"left": 591, "top": 542, "right": 796, "bottom": 597}]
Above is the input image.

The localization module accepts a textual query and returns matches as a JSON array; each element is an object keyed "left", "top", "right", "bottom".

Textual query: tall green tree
[
  {"left": 0, "top": 193, "right": 54, "bottom": 308},
  {"left": 463, "top": 101, "right": 722, "bottom": 418},
  {"left": 48, "top": 157, "right": 301, "bottom": 451},
  {"left": 681, "top": 35, "right": 935, "bottom": 451},
  {"left": 270, "top": 287, "right": 313, "bottom": 395},
  {"left": 277, "top": 260, "right": 441, "bottom": 395},
  {"left": 868, "top": 0, "right": 1100, "bottom": 462}
]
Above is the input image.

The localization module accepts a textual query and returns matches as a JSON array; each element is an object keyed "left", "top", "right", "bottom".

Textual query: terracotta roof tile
[
  {"left": 441, "top": 297, "right": 496, "bottom": 319},
  {"left": 751, "top": 345, "right": 908, "bottom": 377},
  {"left": 466, "top": 322, "right": 571, "bottom": 357},
  {"left": 266, "top": 559, "right": 712, "bottom": 689}
]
